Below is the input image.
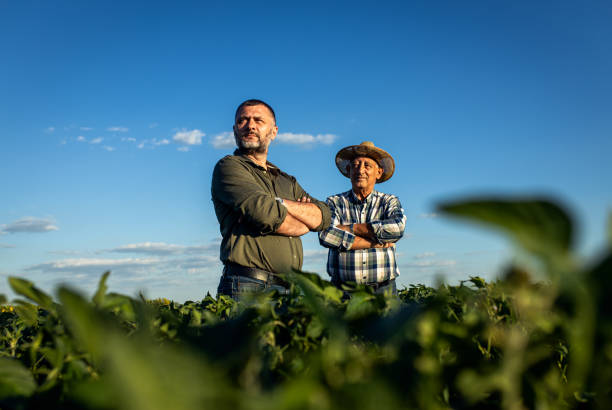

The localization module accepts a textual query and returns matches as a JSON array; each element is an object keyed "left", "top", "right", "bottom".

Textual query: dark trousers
[
  {"left": 333, "top": 278, "right": 398, "bottom": 298},
  {"left": 216, "top": 271, "right": 290, "bottom": 301}
]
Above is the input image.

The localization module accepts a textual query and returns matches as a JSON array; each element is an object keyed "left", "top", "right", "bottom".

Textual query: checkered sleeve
[
  {"left": 369, "top": 195, "right": 406, "bottom": 243},
  {"left": 318, "top": 197, "right": 356, "bottom": 251}
]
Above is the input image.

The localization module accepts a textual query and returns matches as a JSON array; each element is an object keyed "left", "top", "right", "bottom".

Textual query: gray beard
[{"left": 235, "top": 132, "right": 268, "bottom": 154}]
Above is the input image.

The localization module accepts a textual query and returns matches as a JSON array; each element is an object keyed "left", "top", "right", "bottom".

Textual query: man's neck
[
  {"left": 239, "top": 148, "right": 268, "bottom": 169},
  {"left": 352, "top": 187, "right": 374, "bottom": 201}
]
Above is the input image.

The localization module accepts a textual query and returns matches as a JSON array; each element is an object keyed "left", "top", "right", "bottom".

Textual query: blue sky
[{"left": 1, "top": 1, "right": 610, "bottom": 301}]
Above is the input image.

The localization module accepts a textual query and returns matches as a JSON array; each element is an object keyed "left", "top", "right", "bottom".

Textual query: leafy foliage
[{"left": 0, "top": 196, "right": 611, "bottom": 409}]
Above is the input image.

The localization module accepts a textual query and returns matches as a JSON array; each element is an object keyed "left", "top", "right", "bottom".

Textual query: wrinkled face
[
  {"left": 233, "top": 104, "right": 278, "bottom": 153},
  {"left": 348, "top": 156, "right": 383, "bottom": 193}
]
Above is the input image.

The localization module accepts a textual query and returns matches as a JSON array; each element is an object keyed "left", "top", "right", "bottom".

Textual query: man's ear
[
  {"left": 270, "top": 125, "right": 278, "bottom": 141},
  {"left": 376, "top": 166, "right": 384, "bottom": 181}
]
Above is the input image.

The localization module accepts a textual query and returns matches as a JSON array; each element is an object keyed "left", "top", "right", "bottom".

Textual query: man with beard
[{"left": 212, "top": 99, "right": 331, "bottom": 300}]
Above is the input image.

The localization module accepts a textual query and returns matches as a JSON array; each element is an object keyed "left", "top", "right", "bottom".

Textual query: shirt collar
[
  {"left": 348, "top": 189, "right": 379, "bottom": 204},
  {"left": 233, "top": 149, "right": 280, "bottom": 175}
]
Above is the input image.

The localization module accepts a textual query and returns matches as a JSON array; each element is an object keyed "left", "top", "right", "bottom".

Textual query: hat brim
[{"left": 335, "top": 144, "right": 395, "bottom": 182}]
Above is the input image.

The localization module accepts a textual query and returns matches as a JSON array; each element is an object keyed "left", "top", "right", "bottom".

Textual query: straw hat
[{"left": 335, "top": 141, "right": 395, "bottom": 183}]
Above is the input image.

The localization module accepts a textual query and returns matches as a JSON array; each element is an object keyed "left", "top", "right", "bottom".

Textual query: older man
[
  {"left": 319, "top": 141, "right": 406, "bottom": 296},
  {"left": 212, "top": 99, "right": 331, "bottom": 299}
]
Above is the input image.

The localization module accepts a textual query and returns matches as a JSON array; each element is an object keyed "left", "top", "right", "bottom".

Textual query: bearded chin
[
  {"left": 236, "top": 139, "right": 267, "bottom": 154},
  {"left": 235, "top": 133, "right": 269, "bottom": 154}
]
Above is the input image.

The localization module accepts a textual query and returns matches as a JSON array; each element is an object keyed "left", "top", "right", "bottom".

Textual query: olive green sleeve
[
  {"left": 292, "top": 180, "right": 331, "bottom": 232},
  {"left": 212, "top": 157, "right": 287, "bottom": 235}
]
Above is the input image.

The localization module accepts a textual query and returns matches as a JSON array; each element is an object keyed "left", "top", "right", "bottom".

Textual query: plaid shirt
[{"left": 318, "top": 189, "right": 406, "bottom": 284}]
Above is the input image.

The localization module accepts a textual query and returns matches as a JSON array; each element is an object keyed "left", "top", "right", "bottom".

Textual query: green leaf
[
  {"left": 9, "top": 277, "right": 55, "bottom": 311},
  {"left": 306, "top": 316, "right": 324, "bottom": 339},
  {"left": 468, "top": 276, "right": 486, "bottom": 289},
  {"left": 0, "top": 358, "right": 37, "bottom": 399},
  {"left": 0, "top": 294, "right": 7, "bottom": 305},
  {"left": 93, "top": 271, "right": 110, "bottom": 306},
  {"left": 58, "top": 287, "right": 105, "bottom": 361},
  {"left": 437, "top": 197, "right": 573, "bottom": 260},
  {"left": 13, "top": 301, "right": 39, "bottom": 326},
  {"left": 344, "top": 292, "right": 378, "bottom": 320}
]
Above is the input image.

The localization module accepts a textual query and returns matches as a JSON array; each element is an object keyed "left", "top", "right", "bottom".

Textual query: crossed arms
[
  {"left": 318, "top": 195, "right": 406, "bottom": 251},
  {"left": 211, "top": 157, "right": 331, "bottom": 237},
  {"left": 276, "top": 197, "right": 324, "bottom": 236}
]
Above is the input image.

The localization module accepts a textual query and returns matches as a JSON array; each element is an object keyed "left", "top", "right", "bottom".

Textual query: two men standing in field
[{"left": 211, "top": 99, "right": 406, "bottom": 299}]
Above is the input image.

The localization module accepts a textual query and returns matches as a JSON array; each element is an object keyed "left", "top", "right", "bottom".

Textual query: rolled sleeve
[
  {"left": 311, "top": 200, "right": 331, "bottom": 231},
  {"left": 319, "top": 226, "right": 355, "bottom": 251},
  {"left": 369, "top": 195, "right": 406, "bottom": 242},
  {"left": 212, "top": 157, "right": 287, "bottom": 234},
  {"left": 292, "top": 181, "right": 331, "bottom": 231},
  {"left": 318, "top": 197, "right": 354, "bottom": 250}
]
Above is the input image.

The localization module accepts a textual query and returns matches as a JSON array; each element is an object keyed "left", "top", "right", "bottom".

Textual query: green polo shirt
[{"left": 211, "top": 150, "right": 331, "bottom": 274}]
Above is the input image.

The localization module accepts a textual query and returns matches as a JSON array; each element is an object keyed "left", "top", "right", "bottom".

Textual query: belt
[
  {"left": 223, "top": 263, "right": 289, "bottom": 287},
  {"left": 367, "top": 278, "right": 394, "bottom": 290},
  {"left": 333, "top": 277, "right": 394, "bottom": 290}
]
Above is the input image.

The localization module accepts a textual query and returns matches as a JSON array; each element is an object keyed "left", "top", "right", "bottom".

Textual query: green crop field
[{"left": 1, "top": 198, "right": 611, "bottom": 410}]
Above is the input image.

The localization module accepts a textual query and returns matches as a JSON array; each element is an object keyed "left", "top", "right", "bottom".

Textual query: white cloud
[
  {"left": 26, "top": 257, "right": 162, "bottom": 273},
  {"left": 48, "top": 250, "right": 83, "bottom": 256},
  {"left": 303, "top": 249, "right": 328, "bottom": 266},
  {"left": 276, "top": 132, "right": 337, "bottom": 145},
  {"left": 135, "top": 138, "right": 171, "bottom": 149},
  {"left": 80, "top": 127, "right": 93, "bottom": 131},
  {"left": 209, "top": 131, "right": 337, "bottom": 149},
  {"left": 107, "top": 126, "right": 129, "bottom": 132},
  {"left": 76, "top": 136, "right": 86, "bottom": 142},
  {"left": 45, "top": 126, "right": 55, "bottom": 133},
  {"left": 149, "top": 123, "right": 159, "bottom": 129},
  {"left": 25, "top": 253, "right": 221, "bottom": 279},
  {"left": 210, "top": 132, "right": 235, "bottom": 149},
  {"left": 153, "top": 138, "right": 169, "bottom": 146},
  {"left": 172, "top": 129, "right": 204, "bottom": 145},
  {"left": 1, "top": 217, "right": 58, "bottom": 234},
  {"left": 108, "top": 242, "right": 218, "bottom": 256},
  {"left": 414, "top": 252, "right": 436, "bottom": 259},
  {"left": 177, "top": 146, "right": 190, "bottom": 152},
  {"left": 122, "top": 137, "right": 137, "bottom": 142},
  {"left": 90, "top": 137, "right": 103, "bottom": 144},
  {"left": 20, "top": 239, "right": 225, "bottom": 301},
  {"left": 419, "top": 213, "right": 439, "bottom": 219},
  {"left": 403, "top": 259, "right": 456, "bottom": 268},
  {"left": 103, "top": 146, "right": 115, "bottom": 152}
]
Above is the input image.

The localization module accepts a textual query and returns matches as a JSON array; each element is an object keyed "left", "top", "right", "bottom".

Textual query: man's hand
[
  {"left": 275, "top": 213, "right": 309, "bottom": 237},
  {"left": 349, "top": 236, "right": 395, "bottom": 250},
  {"left": 334, "top": 223, "right": 395, "bottom": 250},
  {"left": 282, "top": 197, "right": 322, "bottom": 231},
  {"left": 336, "top": 223, "right": 376, "bottom": 240}
]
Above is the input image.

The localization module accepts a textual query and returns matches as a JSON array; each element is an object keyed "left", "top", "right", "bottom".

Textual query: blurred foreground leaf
[
  {"left": 438, "top": 197, "right": 574, "bottom": 268},
  {"left": 0, "top": 358, "right": 36, "bottom": 399},
  {"left": 9, "top": 277, "right": 55, "bottom": 311}
]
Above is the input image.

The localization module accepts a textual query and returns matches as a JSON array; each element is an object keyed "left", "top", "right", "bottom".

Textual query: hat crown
[{"left": 335, "top": 141, "right": 395, "bottom": 183}]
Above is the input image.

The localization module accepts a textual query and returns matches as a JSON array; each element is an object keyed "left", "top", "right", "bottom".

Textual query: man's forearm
[
  {"left": 275, "top": 213, "right": 310, "bottom": 237},
  {"left": 349, "top": 236, "right": 394, "bottom": 250},
  {"left": 283, "top": 199, "right": 322, "bottom": 231},
  {"left": 337, "top": 223, "right": 375, "bottom": 240},
  {"left": 333, "top": 224, "right": 394, "bottom": 250}
]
